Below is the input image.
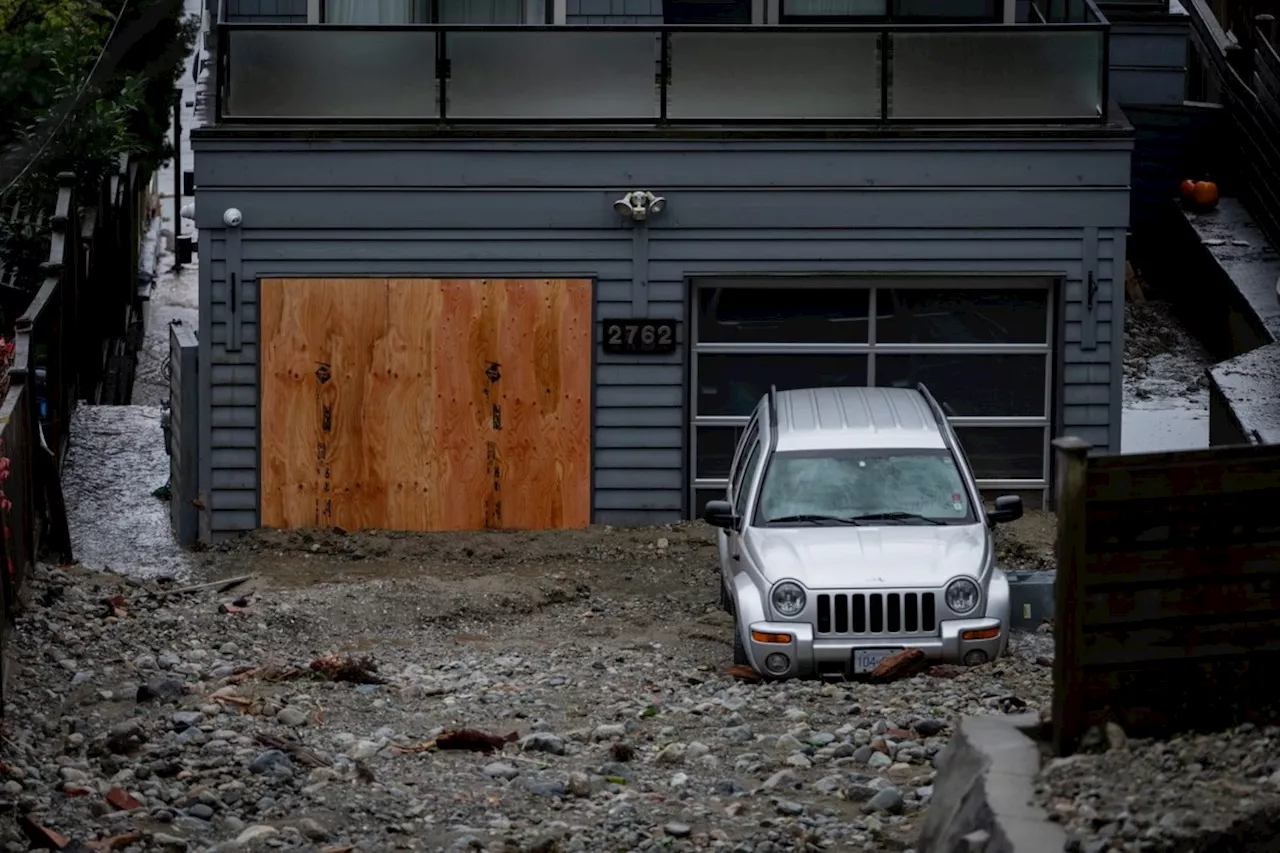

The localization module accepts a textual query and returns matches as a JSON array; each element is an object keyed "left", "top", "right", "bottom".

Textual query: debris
[
  {"left": 159, "top": 574, "right": 253, "bottom": 598},
  {"left": 926, "top": 664, "right": 966, "bottom": 679},
  {"left": 212, "top": 694, "right": 253, "bottom": 709},
  {"left": 391, "top": 740, "right": 437, "bottom": 756},
  {"left": 218, "top": 603, "right": 245, "bottom": 614},
  {"left": 254, "top": 733, "right": 332, "bottom": 768},
  {"left": 309, "top": 654, "right": 387, "bottom": 685},
  {"left": 104, "top": 787, "right": 142, "bottom": 810},
  {"left": 725, "top": 665, "right": 761, "bottom": 683},
  {"left": 998, "top": 695, "right": 1029, "bottom": 714},
  {"left": 435, "top": 728, "right": 519, "bottom": 753},
  {"left": 868, "top": 648, "right": 928, "bottom": 682},
  {"left": 19, "top": 815, "right": 70, "bottom": 849},
  {"left": 610, "top": 742, "right": 635, "bottom": 762},
  {"left": 86, "top": 831, "right": 143, "bottom": 851},
  {"left": 1036, "top": 655, "right": 1054, "bottom": 667},
  {"left": 320, "top": 847, "right": 356, "bottom": 853}
]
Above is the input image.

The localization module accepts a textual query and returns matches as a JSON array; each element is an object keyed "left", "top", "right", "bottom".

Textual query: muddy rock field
[{"left": 0, "top": 519, "right": 1056, "bottom": 853}]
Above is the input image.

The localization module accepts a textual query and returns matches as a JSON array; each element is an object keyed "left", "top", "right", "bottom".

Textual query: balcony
[{"left": 212, "top": 7, "right": 1112, "bottom": 126}]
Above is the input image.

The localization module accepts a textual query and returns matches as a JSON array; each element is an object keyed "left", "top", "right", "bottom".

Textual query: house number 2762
[{"left": 601, "top": 319, "right": 678, "bottom": 355}]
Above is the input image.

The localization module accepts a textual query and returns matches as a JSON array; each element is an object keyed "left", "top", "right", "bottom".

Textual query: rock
[
  {"left": 296, "top": 818, "right": 329, "bottom": 841},
  {"left": 776, "top": 800, "right": 805, "bottom": 816},
  {"left": 664, "top": 821, "right": 692, "bottom": 838},
  {"left": 720, "top": 725, "right": 754, "bottom": 744},
  {"left": 520, "top": 732, "right": 566, "bottom": 755},
  {"left": 914, "top": 718, "right": 947, "bottom": 737},
  {"left": 137, "top": 677, "right": 186, "bottom": 702},
  {"left": 171, "top": 711, "right": 204, "bottom": 730},
  {"left": 593, "top": 723, "right": 627, "bottom": 741},
  {"left": 248, "top": 750, "right": 294, "bottom": 778},
  {"left": 762, "top": 770, "right": 801, "bottom": 791},
  {"left": 522, "top": 775, "right": 567, "bottom": 798},
  {"left": 484, "top": 762, "right": 520, "bottom": 780},
  {"left": 867, "top": 752, "right": 893, "bottom": 769},
  {"left": 275, "top": 706, "right": 308, "bottom": 727},
  {"left": 235, "top": 825, "right": 279, "bottom": 845},
  {"left": 655, "top": 743, "right": 685, "bottom": 764},
  {"left": 866, "top": 787, "right": 904, "bottom": 814}
]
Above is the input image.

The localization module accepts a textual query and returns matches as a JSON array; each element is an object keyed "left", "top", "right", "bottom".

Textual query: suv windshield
[{"left": 754, "top": 449, "right": 976, "bottom": 526}]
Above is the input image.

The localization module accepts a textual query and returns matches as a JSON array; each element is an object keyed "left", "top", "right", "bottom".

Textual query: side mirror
[
  {"left": 703, "top": 499, "right": 739, "bottom": 530},
  {"left": 986, "top": 495, "right": 1024, "bottom": 526}
]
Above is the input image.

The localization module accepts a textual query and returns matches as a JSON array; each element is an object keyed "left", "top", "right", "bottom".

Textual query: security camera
[{"left": 222, "top": 207, "right": 243, "bottom": 228}]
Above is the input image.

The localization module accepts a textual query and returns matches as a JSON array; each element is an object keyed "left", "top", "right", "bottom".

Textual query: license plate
[{"left": 852, "top": 649, "right": 898, "bottom": 674}]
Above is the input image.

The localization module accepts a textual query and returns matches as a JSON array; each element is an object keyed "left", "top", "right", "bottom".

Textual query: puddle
[{"left": 1121, "top": 404, "right": 1208, "bottom": 453}]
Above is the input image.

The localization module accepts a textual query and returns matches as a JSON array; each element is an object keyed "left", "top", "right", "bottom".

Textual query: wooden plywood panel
[{"left": 260, "top": 277, "right": 592, "bottom": 532}]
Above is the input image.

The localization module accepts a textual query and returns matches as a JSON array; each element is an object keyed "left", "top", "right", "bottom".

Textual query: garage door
[
  {"left": 260, "top": 277, "right": 593, "bottom": 532},
  {"left": 690, "top": 278, "right": 1054, "bottom": 514}
]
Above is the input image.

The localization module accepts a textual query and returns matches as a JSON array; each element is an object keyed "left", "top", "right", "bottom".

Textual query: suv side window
[
  {"left": 734, "top": 439, "right": 765, "bottom": 519},
  {"left": 729, "top": 417, "right": 760, "bottom": 501}
]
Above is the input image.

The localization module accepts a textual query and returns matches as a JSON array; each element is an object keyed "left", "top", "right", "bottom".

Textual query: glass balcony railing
[{"left": 215, "top": 18, "right": 1109, "bottom": 125}]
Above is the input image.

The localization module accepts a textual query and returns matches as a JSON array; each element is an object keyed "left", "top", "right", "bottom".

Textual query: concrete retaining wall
[{"left": 917, "top": 713, "right": 1065, "bottom": 853}]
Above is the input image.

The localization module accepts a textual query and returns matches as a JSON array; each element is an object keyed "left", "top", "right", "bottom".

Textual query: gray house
[{"left": 185, "top": 0, "right": 1139, "bottom": 543}]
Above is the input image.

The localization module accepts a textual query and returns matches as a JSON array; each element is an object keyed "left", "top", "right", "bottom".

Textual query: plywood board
[{"left": 260, "top": 277, "right": 592, "bottom": 532}]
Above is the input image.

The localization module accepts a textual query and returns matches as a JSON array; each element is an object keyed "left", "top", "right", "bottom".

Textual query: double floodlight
[{"left": 613, "top": 190, "right": 666, "bottom": 221}]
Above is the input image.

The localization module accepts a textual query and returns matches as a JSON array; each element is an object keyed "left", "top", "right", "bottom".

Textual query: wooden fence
[
  {"left": 0, "top": 162, "right": 151, "bottom": 705},
  {"left": 1186, "top": 0, "right": 1280, "bottom": 248},
  {"left": 1052, "top": 437, "right": 1280, "bottom": 755}
]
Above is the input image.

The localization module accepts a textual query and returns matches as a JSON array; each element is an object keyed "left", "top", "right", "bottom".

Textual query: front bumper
[{"left": 745, "top": 617, "right": 1004, "bottom": 678}]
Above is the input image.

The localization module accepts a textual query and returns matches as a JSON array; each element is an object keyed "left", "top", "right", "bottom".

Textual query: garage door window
[{"left": 690, "top": 278, "right": 1053, "bottom": 512}]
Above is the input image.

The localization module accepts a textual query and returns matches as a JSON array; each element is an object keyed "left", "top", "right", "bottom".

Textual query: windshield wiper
[
  {"left": 766, "top": 514, "right": 864, "bottom": 525},
  {"left": 845, "top": 511, "right": 946, "bottom": 525}
]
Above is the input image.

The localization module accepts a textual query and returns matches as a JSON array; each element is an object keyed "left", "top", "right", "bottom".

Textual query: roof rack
[{"left": 915, "top": 382, "right": 948, "bottom": 428}]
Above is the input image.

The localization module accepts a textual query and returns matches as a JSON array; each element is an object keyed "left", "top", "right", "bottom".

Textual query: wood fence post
[{"left": 1052, "top": 436, "right": 1091, "bottom": 756}]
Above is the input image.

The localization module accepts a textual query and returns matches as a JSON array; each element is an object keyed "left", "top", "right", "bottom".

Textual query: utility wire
[{"left": 0, "top": 0, "right": 130, "bottom": 197}]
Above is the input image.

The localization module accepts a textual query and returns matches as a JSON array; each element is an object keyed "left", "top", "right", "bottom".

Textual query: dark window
[
  {"left": 697, "top": 286, "right": 870, "bottom": 344},
  {"left": 953, "top": 427, "right": 1046, "bottom": 480},
  {"left": 876, "top": 287, "right": 1050, "bottom": 344},
  {"left": 780, "top": 0, "right": 998, "bottom": 20},
  {"left": 664, "top": 0, "right": 752, "bottom": 23},
  {"left": 323, "top": 0, "right": 538, "bottom": 23},
  {"left": 696, "top": 426, "right": 746, "bottom": 480},
  {"left": 696, "top": 354, "right": 870, "bottom": 417},
  {"left": 729, "top": 421, "right": 760, "bottom": 496},
  {"left": 734, "top": 440, "right": 765, "bottom": 516},
  {"left": 875, "top": 354, "right": 1047, "bottom": 417}
]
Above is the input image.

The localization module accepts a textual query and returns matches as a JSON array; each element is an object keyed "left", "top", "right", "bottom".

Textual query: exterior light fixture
[{"left": 612, "top": 190, "right": 666, "bottom": 222}]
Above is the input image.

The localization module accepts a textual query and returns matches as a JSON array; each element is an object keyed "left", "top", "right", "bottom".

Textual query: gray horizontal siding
[
  {"left": 1108, "top": 19, "right": 1190, "bottom": 106},
  {"left": 567, "top": 0, "right": 663, "bottom": 24},
  {"left": 194, "top": 136, "right": 1131, "bottom": 539},
  {"left": 224, "top": 0, "right": 306, "bottom": 22}
]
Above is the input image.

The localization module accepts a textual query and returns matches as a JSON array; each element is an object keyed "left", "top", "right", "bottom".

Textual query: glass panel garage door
[{"left": 690, "top": 278, "right": 1053, "bottom": 516}]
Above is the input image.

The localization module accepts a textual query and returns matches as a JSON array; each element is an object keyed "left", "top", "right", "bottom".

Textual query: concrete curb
[{"left": 917, "top": 712, "right": 1065, "bottom": 853}]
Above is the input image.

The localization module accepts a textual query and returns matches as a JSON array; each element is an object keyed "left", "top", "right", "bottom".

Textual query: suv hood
[{"left": 744, "top": 524, "right": 989, "bottom": 588}]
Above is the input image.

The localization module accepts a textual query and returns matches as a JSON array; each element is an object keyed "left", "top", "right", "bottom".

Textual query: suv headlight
[
  {"left": 771, "top": 581, "right": 807, "bottom": 618},
  {"left": 945, "top": 578, "right": 981, "bottom": 615}
]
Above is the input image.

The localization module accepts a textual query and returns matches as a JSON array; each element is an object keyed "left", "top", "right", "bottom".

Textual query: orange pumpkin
[
  {"left": 1192, "top": 180, "right": 1220, "bottom": 209},
  {"left": 1180, "top": 179, "right": 1197, "bottom": 200}
]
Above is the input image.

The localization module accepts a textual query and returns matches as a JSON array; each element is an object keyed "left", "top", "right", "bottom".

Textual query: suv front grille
[{"left": 815, "top": 591, "right": 937, "bottom": 636}]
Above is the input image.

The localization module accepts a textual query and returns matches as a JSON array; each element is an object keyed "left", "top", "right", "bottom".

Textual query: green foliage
[{"left": 0, "top": 0, "right": 197, "bottom": 287}]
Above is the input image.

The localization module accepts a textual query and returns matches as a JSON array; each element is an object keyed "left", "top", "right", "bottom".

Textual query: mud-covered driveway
[{"left": 0, "top": 520, "right": 1055, "bottom": 853}]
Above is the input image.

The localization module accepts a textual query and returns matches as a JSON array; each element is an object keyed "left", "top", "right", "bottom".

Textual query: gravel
[
  {"left": 1037, "top": 723, "right": 1280, "bottom": 852},
  {"left": 0, "top": 524, "right": 1056, "bottom": 853}
]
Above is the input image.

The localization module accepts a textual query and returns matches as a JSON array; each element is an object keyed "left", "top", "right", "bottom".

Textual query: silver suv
[{"left": 704, "top": 385, "right": 1021, "bottom": 680}]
